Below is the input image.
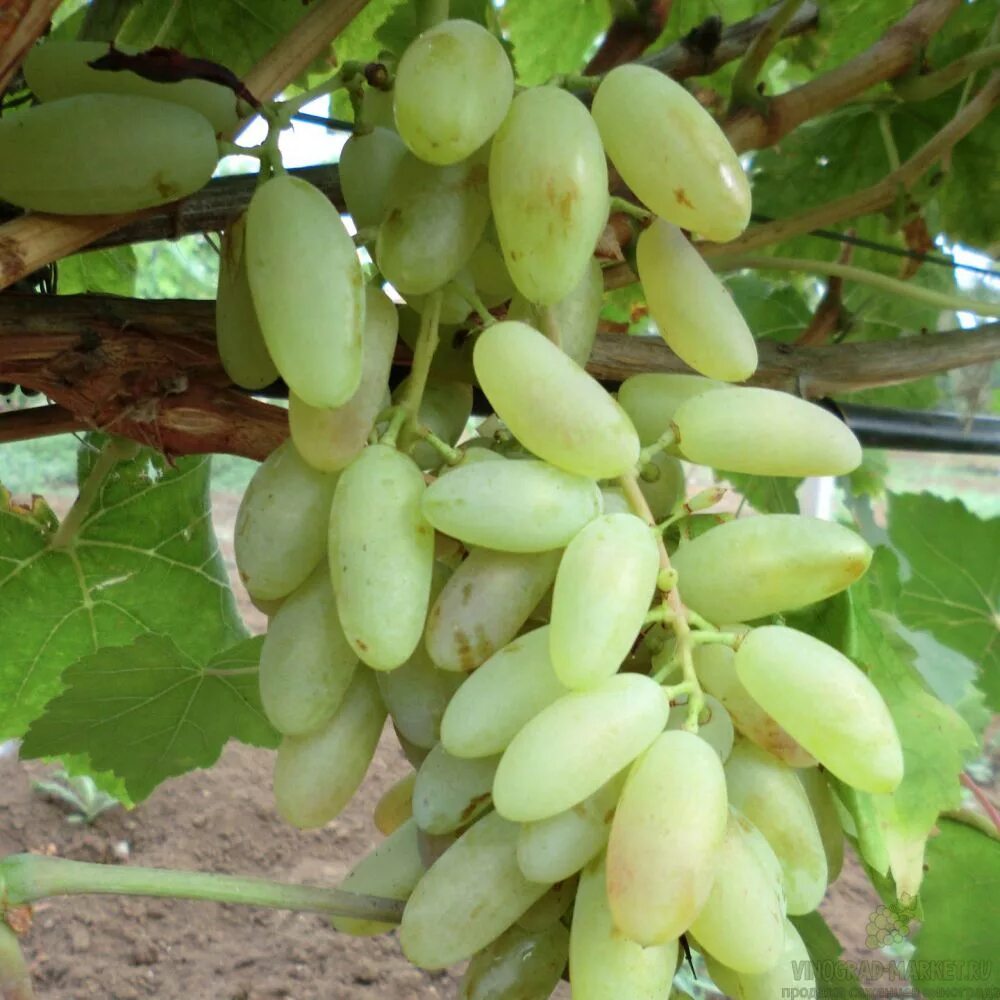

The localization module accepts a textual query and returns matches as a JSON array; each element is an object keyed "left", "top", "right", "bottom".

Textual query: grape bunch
[{"left": 9, "top": 23, "right": 904, "bottom": 1000}]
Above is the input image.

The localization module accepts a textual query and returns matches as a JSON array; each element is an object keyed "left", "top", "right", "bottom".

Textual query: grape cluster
[{"left": 10, "top": 24, "right": 905, "bottom": 999}]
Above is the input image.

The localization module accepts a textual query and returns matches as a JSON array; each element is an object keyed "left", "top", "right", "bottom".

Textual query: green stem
[
  {"left": 553, "top": 72, "right": 604, "bottom": 92},
  {"left": 637, "top": 428, "right": 677, "bottom": 468},
  {"left": 415, "top": 0, "right": 449, "bottom": 32},
  {"left": 877, "top": 112, "right": 901, "bottom": 172},
  {"left": 274, "top": 64, "right": 364, "bottom": 124},
  {"left": 689, "top": 631, "right": 741, "bottom": 647},
  {"left": 713, "top": 254, "right": 1000, "bottom": 317},
  {"left": 0, "top": 854, "right": 404, "bottom": 925},
  {"left": 50, "top": 439, "right": 135, "bottom": 550},
  {"left": 413, "top": 425, "right": 463, "bottom": 465},
  {"left": 686, "top": 609, "right": 718, "bottom": 632},
  {"left": 730, "top": 0, "right": 806, "bottom": 109},
  {"left": 609, "top": 196, "right": 652, "bottom": 223},
  {"left": 619, "top": 474, "right": 704, "bottom": 732},
  {"left": 400, "top": 292, "right": 442, "bottom": 426},
  {"left": 894, "top": 45, "right": 1000, "bottom": 102}
]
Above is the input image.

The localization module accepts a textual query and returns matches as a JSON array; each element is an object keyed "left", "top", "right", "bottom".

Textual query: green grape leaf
[
  {"left": 374, "top": 0, "right": 489, "bottom": 55},
  {"left": 57, "top": 247, "right": 137, "bottom": 297},
  {"left": 847, "top": 449, "right": 889, "bottom": 499},
  {"left": 910, "top": 819, "right": 1000, "bottom": 994},
  {"left": 887, "top": 493, "right": 1000, "bottom": 711},
  {"left": 853, "top": 563, "right": 978, "bottom": 898},
  {"left": 783, "top": 590, "right": 857, "bottom": 657},
  {"left": 790, "top": 911, "right": 868, "bottom": 1000},
  {"left": 831, "top": 778, "right": 891, "bottom": 877},
  {"left": 717, "top": 471, "right": 801, "bottom": 514},
  {"left": 21, "top": 635, "right": 276, "bottom": 802},
  {"left": 0, "top": 444, "right": 244, "bottom": 739},
  {"left": 119, "top": 0, "right": 313, "bottom": 76},
  {"left": 499, "top": 0, "right": 610, "bottom": 85},
  {"left": 723, "top": 273, "right": 812, "bottom": 343}
]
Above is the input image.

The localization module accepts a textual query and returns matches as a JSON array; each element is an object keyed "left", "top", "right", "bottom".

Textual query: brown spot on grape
[
  {"left": 603, "top": 808, "right": 615, "bottom": 824},
  {"left": 356, "top": 639, "right": 369, "bottom": 653},
  {"left": 461, "top": 582, "right": 474, "bottom": 604},
  {"left": 674, "top": 187, "right": 694, "bottom": 209},
  {"left": 153, "top": 173, "right": 178, "bottom": 200}
]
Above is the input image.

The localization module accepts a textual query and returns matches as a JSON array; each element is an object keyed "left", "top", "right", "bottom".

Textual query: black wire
[
  {"left": 290, "top": 111, "right": 355, "bottom": 131},
  {"left": 749, "top": 212, "right": 1000, "bottom": 280}
]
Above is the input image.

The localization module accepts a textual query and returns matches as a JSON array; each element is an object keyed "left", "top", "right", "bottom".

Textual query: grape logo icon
[{"left": 865, "top": 894, "right": 916, "bottom": 949}]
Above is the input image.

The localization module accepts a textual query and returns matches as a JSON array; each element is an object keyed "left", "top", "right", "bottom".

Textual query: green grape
[
  {"left": 421, "top": 458, "right": 602, "bottom": 553},
  {"left": 0, "top": 920, "right": 33, "bottom": 1000},
  {"left": 517, "top": 878, "right": 577, "bottom": 931},
  {"left": 234, "top": 441, "right": 337, "bottom": 601},
  {"left": 440, "top": 626, "right": 569, "bottom": 758},
  {"left": 637, "top": 452, "right": 686, "bottom": 521},
  {"left": 673, "top": 387, "right": 863, "bottom": 476},
  {"left": 600, "top": 487, "right": 631, "bottom": 515},
  {"left": 0, "top": 94, "right": 218, "bottom": 214},
  {"left": 694, "top": 639, "right": 816, "bottom": 768},
  {"left": 426, "top": 548, "right": 561, "bottom": 672},
  {"left": 374, "top": 772, "right": 416, "bottom": 835},
  {"left": 394, "top": 19, "right": 513, "bottom": 166},
  {"left": 339, "top": 126, "right": 408, "bottom": 230},
  {"left": 215, "top": 214, "right": 278, "bottom": 390},
  {"left": 473, "top": 322, "right": 640, "bottom": 479},
  {"left": 258, "top": 567, "right": 358, "bottom": 736},
  {"left": 592, "top": 64, "right": 751, "bottom": 241},
  {"left": 489, "top": 87, "right": 609, "bottom": 304},
  {"left": 507, "top": 258, "right": 604, "bottom": 367},
  {"left": 460, "top": 921, "right": 568, "bottom": 1000},
  {"left": 468, "top": 237, "right": 517, "bottom": 306},
  {"left": 376, "top": 151, "right": 491, "bottom": 295},
  {"left": 375, "top": 640, "right": 463, "bottom": 749},
  {"left": 396, "top": 378, "right": 473, "bottom": 471},
  {"left": 516, "top": 771, "right": 626, "bottom": 884},
  {"left": 606, "top": 730, "right": 728, "bottom": 945},
  {"left": 666, "top": 694, "right": 735, "bottom": 762},
  {"left": 736, "top": 626, "right": 903, "bottom": 794},
  {"left": 412, "top": 743, "right": 501, "bottom": 834},
  {"left": 288, "top": 286, "right": 399, "bottom": 473},
  {"left": 704, "top": 919, "right": 810, "bottom": 1000},
  {"left": 797, "top": 767, "right": 845, "bottom": 883},
  {"left": 618, "top": 372, "right": 729, "bottom": 446},
  {"left": 331, "top": 819, "right": 424, "bottom": 936},
  {"left": 329, "top": 445, "right": 435, "bottom": 670},
  {"left": 550, "top": 513, "right": 659, "bottom": 690},
  {"left": 376, "top": 559, "right": 459, "bottom": 745},
  {"left": 636, "top": 220, "right": 757, "bottom": 382},
  {"left": 246, "top": 174, "right": 364, "bottom": 409},
  {"left": 724, "top": 740, "right": 828, "bottom": 915},
  {"left": 492, "top": 673, "right": 669, "bottom": 823},
  {"left": 670, "top": 514, "right": 872, "bottom": 623},
  {"left": 273, "top": 668, "right": 386, "bottom": 829},
  {"left": 570, "top": 855, "right": 678, "bottom": 1000},
  {"left": 689, "top": 809, "right": 786, "bottom": 974},
  {"left": 24, "top": 40, "right": 240, "bottom": 134},
  {"left": 400, "top": 811, "right": 552, "bottom": 969}
]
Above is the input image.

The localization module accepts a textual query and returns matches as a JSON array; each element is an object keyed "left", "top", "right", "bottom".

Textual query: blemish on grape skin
[{"left": 674, "top": 187, "right": 694, "bottom": 209}]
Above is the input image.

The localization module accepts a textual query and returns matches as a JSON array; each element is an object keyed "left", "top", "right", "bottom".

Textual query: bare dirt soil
[{"left": 1, "top": 490, "right": 993, "bottom": 999}]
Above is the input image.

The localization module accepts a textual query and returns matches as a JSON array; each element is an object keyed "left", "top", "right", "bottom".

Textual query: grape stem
[
  {"left": 729, "top": 0, "right": 807, "bottom": 111},
  {"left": 619, "top": 473, "right": 705, "bottom": 731},
  {"left": 637, "top": 427, "right": 677, "bottom": 468},
  {"left": 0, "top": 853, "right": 404, "bottom": 925},
  {"left": 609, "top": 196, "right": 652, "bottom": 224},
  {"left": 712, "top": 254, "right": 1000, "bottom": 317},
  {"left": 384, "top": 291, "right": 442, "bottom": 449},
  {"left": 412, "top": 425, "right": 463, "bottom": 465},
  {"left": 50, "top": 438, "right": 137, "bottom": 550}
]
